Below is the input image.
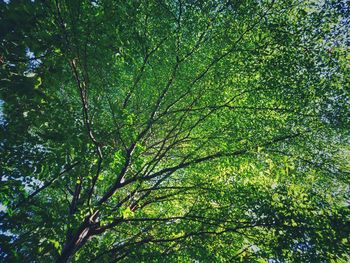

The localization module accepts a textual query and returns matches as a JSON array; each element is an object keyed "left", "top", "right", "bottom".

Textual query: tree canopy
[{"left": 0, "top": 0, "right": 349, "bottom": 262}]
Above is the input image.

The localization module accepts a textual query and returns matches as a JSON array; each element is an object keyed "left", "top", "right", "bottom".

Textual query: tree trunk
[{"left": 56, "top": 211, "right": 99, "bottom": 263}]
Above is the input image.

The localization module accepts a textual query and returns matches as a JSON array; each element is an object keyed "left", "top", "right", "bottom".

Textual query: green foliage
[{"left": 0, "top": 0, "right": 349, "bottom": 262}]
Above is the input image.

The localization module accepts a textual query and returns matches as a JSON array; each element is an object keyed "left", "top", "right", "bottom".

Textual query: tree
[{"left": 0, "top": 0, "right": 349, "bottom": 262}]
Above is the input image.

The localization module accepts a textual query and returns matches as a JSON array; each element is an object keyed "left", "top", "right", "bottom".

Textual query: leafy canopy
[{"left": 0, "top": 0, "right": 349, "bottom": 262}]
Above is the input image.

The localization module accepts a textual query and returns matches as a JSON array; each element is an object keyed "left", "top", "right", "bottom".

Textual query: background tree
[{"left": 0, "top": 0, "right": 349, "bottom": 262}]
